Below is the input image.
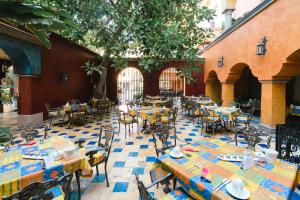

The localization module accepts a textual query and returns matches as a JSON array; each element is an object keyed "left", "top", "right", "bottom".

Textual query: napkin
[{"left": 185, "top": 147, "right": 200, "bottom": 152}]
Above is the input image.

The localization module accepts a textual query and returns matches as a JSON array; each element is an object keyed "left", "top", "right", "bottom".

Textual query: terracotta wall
[
  {"left": 19, "top": 34, "right": 95, "bottom": 118},
  {"left": 106, "top": 60, "right": 204, "bottom": 102},
  {"left": 203, "top": 0, "right": 300, "bottom": 82}
]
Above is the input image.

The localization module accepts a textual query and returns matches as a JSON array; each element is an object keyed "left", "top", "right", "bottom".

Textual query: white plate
[
  {"left": 169, "top": 151, "right": 183, "bottom": 158},
  {"left": 226, "top": 183, "right": 250, "bottom": 199}
]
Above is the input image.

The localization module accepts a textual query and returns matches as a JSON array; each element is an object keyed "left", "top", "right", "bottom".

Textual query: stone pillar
[
  {"left": 205, "top": 82, "right": 213, "bottom": 99},
  {"left": 221, "top": 82, "right": 234, "bottom": 106},
  {"left": 260, "top": 80, "right": 287, "bottom": 129}
]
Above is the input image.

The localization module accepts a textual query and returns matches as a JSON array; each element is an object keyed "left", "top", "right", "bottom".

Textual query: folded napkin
[{"left": 185, "top": 147, "right": 200, "bottom": 152}]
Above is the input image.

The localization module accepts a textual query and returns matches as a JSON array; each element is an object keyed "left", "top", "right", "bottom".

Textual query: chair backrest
[
  {"left": 2, "top": 173, "right": 73, "bottom": 200},
  {"left": 135, "top": 174, "right": 154, "bottom": 200},
  {"left": 86, "top": 125, "right": 114, "bottom": 165},
  {"left": 0, "top": 127, "right": 11, "bottom": 145}
]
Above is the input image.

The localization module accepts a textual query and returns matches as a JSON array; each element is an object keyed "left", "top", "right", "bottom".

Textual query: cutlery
[
  {"left": 187, "top": 163, "right": 201, "bottom": 172},
  {"left": 215, "top": 179, "right": 231, "bottom": 192},
  {"left": 213, "top": 178, "right": 228, "bottom": 191}
]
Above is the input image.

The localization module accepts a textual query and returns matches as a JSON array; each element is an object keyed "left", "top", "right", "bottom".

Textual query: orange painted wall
[{"left": 203, "top": 0, "right": 300, "bottom": 82}]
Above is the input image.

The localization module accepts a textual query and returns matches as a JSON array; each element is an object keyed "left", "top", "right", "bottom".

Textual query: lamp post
[{"left": 256, "top": 36, "right": 267, "bottom": 55}]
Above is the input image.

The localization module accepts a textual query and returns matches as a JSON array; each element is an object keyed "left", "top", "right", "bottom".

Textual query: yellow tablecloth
[
  {"left": 156, "top": 138, "right": 298, "bottom": 200},
  {"left": 0, "top": 136, "right": 94, "bottom": 198}
]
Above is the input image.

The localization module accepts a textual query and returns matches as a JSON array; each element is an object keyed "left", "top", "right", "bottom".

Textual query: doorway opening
[
  {"left": 117, "top": 67, "right": 143, "bottom": 104},
  {"left": 0, "top": 48, "right": 19, "bottom": 126},
  {"left": 159, "top": 67, "right": 185, "bottom": 96}
]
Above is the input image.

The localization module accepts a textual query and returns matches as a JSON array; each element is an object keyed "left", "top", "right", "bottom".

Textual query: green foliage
[
  {"left": 81, "top": 60, "right": 103, "bottom": 76},
  {"left": 27, "top": 0, "right": 215, "bottom": 78},
  {"left": 0, "top": 0, "right": 76, "bottom": 48}
]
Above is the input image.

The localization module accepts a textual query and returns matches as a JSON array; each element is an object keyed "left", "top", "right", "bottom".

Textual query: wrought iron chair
[
  {"left": 85, "top": 125, "right": 114, "bottom": 187},
  {"left": 135, "top": 174, "right": 193, "bottom": 200},
  {"left": 68, "top": 104, "right": 88, "bottom": 128},
  {"left": 200, "top": 108, "right": 222, "bottom": 135},
  {"left": 233, "top": 107, "right": 255, "bottom": 129},
  {"left": 45, "top": 103, "right": 60, "bottom": 127},
  {"left": 160, "top": 107, "right": 178, "bottom": 129},
  {"left": 0, "top": 127, "right": 12, "bottom": 152},
  {"left": 74, "top": 125, "right": 114, "bottom": 199},
  {"left": 2, "top": 173, "right": 73, "bottom": 200},
  {"left": 116, "top": 108, "right": 137, "bottom": 139}
]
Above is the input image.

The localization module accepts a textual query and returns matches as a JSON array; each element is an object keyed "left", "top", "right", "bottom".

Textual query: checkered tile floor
[{"left": 12, "top": 106, "right": 299, "bottom": 200}]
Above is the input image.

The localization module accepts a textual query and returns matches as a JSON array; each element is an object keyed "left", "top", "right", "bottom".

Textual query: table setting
[
  {"left": 0, "top": 136, "right": 95, "bottom": 198},
  {"left": 155, "top": 138, "right": 298, "bottom": 199}
]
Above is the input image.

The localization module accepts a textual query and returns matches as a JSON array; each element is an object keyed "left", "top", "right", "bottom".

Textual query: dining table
[
  {"left": 154, "top": 138, "right": 298, "bottom": 200},
  {"left": 138, "top": 106, "right": 170, "bottom": 133},
  {"left": 143, "top": 99, "right": 168, "bottom": 107},
  {"left": 0, "top": 136, "right": 99, "bottom": 198}
]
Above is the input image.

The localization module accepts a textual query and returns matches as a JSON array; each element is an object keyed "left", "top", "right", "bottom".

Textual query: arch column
[
  {"left": 205, "top": 82, "right": 213, "bottom": 99},
  {"left": 221, "top": 82, "right": 235, "bottom": 106},
  {"left": 260, "top": 80, "right": 287, "bottom": 129}
]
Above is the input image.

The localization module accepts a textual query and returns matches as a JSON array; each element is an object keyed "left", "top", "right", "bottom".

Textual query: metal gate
[{"left": 117, "top": 67, "right": 143, "bottom": 104}]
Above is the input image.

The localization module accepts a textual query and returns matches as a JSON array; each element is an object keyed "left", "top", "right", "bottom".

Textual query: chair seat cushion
[
  {"left": 93, "top": 151, "right": 107, "bottom": 164},
  {"left": 49, "top": 111, "right": 59, "bottom": 116},
  {"left": 236, "top": 116, "right": 247, "bottom": 123},
  {"left": 164, "top": 187, "right": 192, "bottom": 200},
  {"left": 120, "top": 117, "right": 133, "bottom": 124},
  {"left": 46, "top": 185, "right": 65, "bottom": 200}
]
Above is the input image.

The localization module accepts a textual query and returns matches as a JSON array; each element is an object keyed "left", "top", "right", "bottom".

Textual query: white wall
[{"left": 233, "top": 0, "right": 263, "bottom": 19}]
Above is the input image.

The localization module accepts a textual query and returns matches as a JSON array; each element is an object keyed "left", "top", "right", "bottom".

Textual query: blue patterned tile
[
  {"left": 136, "top": 136, "right": 143, "bottom": 139},
  {"left": 114, "top": 138, "right": 121, "bottom": 142},
  {"left": 126, "top": 142, "right": 134, "bottom": 145},
  {"left": 113, "top": 182, "right": 129, "bottom": 192},
  {"left": 185, "top": 138, "right": 192, "bottom": 142},
  {"left": 87, "top": 141, "right": 97, "bottom": 145},
  {"left": 140, "top": 144, "right": 148, "bottom": 149},
  {"left": 129, "top": 152, "right": 138, "bottom": 157},
  {"left": 146, "top": 156, "right": 157, "bottom": 162},
  {"left": 113, "top": 148, "right": 123, "bottom": 152},
  {"left": 132, "top": 167, "right": 144, "bottom": 175},
  {"left": 73, "top": 129, "right": 81, "bottom": 132},
  {"left": 92, "top": 174, "right": 105, "bottom": 183},
  {"left": 51, "top": 131, "right": 59, "bottom": 133},
  {"left": 189, "top": 133, "right": 196, "bottom": 137},
  {"left": 81, "top": 131, "right": 89, "bottom": 134},
  {"left": 113, "top": 161, "right": 125, "bottom": 167},
  {"left": 258, "top": 144, "right": 268, "bottom": 148},
  {"left": 68, "top": 136, "right": 76, "bottom": 139}
]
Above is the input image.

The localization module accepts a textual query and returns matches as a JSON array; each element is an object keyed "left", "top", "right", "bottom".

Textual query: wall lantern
[
  {"left": 60, "top": 71, "right": 68, "bottom": 83},
  {"left": 217, "top": 56, "right": 224, "bottom": 67},
  {"left": 256, "top": 36, "right": 267, "bottom": 56}
]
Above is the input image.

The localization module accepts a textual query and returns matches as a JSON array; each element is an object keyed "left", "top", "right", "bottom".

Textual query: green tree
[
  {"left": 4, "top": 0, "right": 215, "bottom": 98},
  {"left": 0, "top": 0, "right": 75, "bottom": 48}
]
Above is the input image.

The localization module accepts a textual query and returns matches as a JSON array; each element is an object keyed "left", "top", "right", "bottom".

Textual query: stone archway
[{"left": 205, "top": 70, "right": 221, "bottom": 103}]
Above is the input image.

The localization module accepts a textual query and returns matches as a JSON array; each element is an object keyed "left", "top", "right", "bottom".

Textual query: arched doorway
[
  {"left": 0, "top": 48, "right": 19, "bottom": 126},
  {"left": 159, "top": 67, "right": 185, "bottom": 95},
  {"left": 206, "top": 71, "right": 221, "bottom": 103},
  {"left": 234, "top": 67, "right": 261, "bottom": 103},
  {"left": 283, "top": 49, "right": 300, "bottom": 124},
  {"left": 117, "top": 67, "right": 143, "bottom": 103}
]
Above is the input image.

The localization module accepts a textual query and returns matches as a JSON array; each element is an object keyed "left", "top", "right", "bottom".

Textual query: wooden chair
[
  {"left": 2, "top": 173, "right": 73, "bottom": 200},
  {"left": 135, "top": 174, "right": 193, "bottom": 200}
]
